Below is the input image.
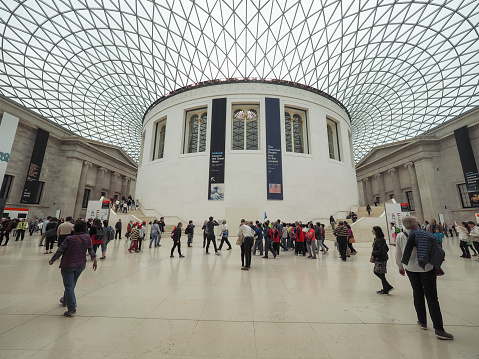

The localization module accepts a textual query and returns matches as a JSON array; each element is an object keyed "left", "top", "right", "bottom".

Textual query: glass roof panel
[{"left": 0, "top": 0, "right": 478, "bottom": 162}]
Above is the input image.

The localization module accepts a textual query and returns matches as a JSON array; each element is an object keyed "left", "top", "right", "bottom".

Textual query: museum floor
[{"left": 0, "top": 234, "right": 477, "bottom": 359}]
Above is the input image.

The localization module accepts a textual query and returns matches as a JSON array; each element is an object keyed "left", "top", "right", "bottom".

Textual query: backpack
[
  {"left": 171, "top": 227, "right": 176, "bottom": 239},
  {"left": 107, "top": 226, "right": 114, "bottom": 241},
  {"left": 185, "top": 226, "right": 190, "bottom": 235},
  {"left": 95, "top": 227, "right": 104, "bottom": 241}
]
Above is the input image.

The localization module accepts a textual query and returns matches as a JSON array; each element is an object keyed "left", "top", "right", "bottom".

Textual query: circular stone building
[{"left": 136, "top": 79, "right": 358, "bottom": 225}]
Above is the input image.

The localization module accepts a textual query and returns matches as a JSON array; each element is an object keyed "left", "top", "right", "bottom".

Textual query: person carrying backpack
[
  {"left": 89, "top": 218, "right": 104, "bottom": 255},
  {"left": 100, "top": 220, "right": 114, "bottom": 260}
]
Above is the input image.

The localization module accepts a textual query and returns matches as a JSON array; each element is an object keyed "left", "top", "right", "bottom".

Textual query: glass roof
[{"left": 1, "top": 0, "right": 478, "bottom": 162}]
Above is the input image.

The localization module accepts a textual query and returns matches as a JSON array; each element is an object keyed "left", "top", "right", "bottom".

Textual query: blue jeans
[
  {"left": 150, "top": 232, "right": 159, "bottom": 247},
  {"left": 187, "top": 233, "right": 193, "bottom": 245},
  {"left": 253, "top": 238, "right": 263, "bottom": 255},
  {"left": 61, "top": 264, "right": 85, "bottom": 310}
]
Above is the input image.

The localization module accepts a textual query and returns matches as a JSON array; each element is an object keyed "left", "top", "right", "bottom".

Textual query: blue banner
[{"left": 265, "top": 97, "right": 283, "bottom": 200}]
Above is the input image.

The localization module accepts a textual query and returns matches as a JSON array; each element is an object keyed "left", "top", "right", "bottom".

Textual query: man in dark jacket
[
  {"left": 0, "top": 217, "right": 13, "bottom": 246},
  {"left": 170, "top": 222, "right": 184, "bottom": 258},
  {"left": 205, "top": 216, "right": 220, "bottom": 255},
  {"left": 115, "top": 219, "right": 122, "bottom": 239}
]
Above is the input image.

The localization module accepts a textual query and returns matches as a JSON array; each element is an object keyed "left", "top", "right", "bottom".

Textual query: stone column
[
  {"left": 60, "top": 157, "right": 84, "bottom": 217},
  {"left": 74, "top": 161, "right": 92, "bottom": 218},
  {"left": 414, "top": 158, "right": 442, "bottom": 222},
  {"left": 109, "top": 172, "right": 120, "bottom": 198},
  {"left": 362, "top": 178, "right": 370, "bottom": 206},
  {"left": 365, "top": 177, "right": 374, "bottom": 206},
  {"left": 374, "top": 173, "right": 386, "bottom": 204},
  {"left": 388, "top": 167, "right": 403, "bottom": 203},
  {"left": 93, "top": 166, "right": 107, "bottom": 200},
  {"left": 129, "top": 179, "right": 136, "bottom": 199},
  {"left": 405, "top": 162, "right": 424, "bottom": 222},
  {"left": 121, "top": 176, "right": 127, "bottom": 198},
  {"left": 125, "top": 177, "right": 131, "bottom": 198}
]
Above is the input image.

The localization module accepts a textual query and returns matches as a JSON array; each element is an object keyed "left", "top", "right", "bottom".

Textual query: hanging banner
[
  {"left": 454, "top": 126, "right": 479, "bottom": 207},
  {"left": 0, "top": 113, "right": 19, "bottom": 216},
  {"left": 265, "top": 97, "right": 283, "bottom": 200},
  {"left": 86, "top": 200, "right": 110, "bottom": 221},
  {"left": 208, "top": 98, "right": 226, "bottom": 200},
  {"left": 20, "top": 128, "right": 50, "bottom": 204},
  {"left": 385, "top": 202, "right": 410, "bottom": 245}
]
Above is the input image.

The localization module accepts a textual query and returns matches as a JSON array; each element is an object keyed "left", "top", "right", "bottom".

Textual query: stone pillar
[
  {"left": 74, "top": 161, "right": 92, "bottom": 218},
  {"left": 362, "top": 178, "right": 369, "bottom": 206},
  {"left": 364, "top": 177, "right": 373, "bottom": 206},
  {"left": 414, "top": 158, "right": 442, "bottom": 222},
  {"left": 93, "top": 166, "right": 107, "bottom": 200},
  {"left": 60, "top": 157, "right": 84, "bottom": 217},
  {"left": 405, "top": 162, "right": 424, "bottom": 222},
  {"left": 109, "top": 172, "right": 120, "bottom": 198},
  {"left": 129, "top": 179, "right": 136, "bottom": 199},
  {"left": 388, "top": 168, "right": 403, "bottom": 203},
  {"left": 121, "top": 176, "right": 127, "bottom": 198},
  {"left": 125, "top": 177, "right": 131, "bottom": 198},
  {"left": 374, "top": 173, "right": 386, "bottom": 204}
]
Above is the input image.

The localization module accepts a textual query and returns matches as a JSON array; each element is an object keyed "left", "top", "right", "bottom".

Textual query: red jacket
[
  {"left": 269, "top": 228, "right": 280, "bottom": 242},
  {"left": 296, "top": 227, "right": 304, "bottom": 242}
]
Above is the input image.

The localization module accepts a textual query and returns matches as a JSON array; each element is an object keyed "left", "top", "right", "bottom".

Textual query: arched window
[
  {"left": 184, "top": 108, "right": 207, "bottom": 153},
  {"left": 152, "top": 118, "right": 166, "bottom": 160},
  {"left": 327, "top": 118, "right": 341, "bottom": 161},
  {"left": 285, "top": 107, "right": 308, "bottom": 153},
  {"left": 232, "top": 105, "right": 259, "bottom": 150}
]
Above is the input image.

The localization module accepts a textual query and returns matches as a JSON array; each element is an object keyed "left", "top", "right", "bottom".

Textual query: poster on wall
[
  {"left": 385, "top": 203, "right": 410, "bottom": 245},
  {"left": 20, "top": 128, "right": 50, "bottom": 204},
  {"left": 265, "top": 97, "right": 283, "bottom": 200},
  {"left": 86, "top": 200, "right": 110, "bottom": 221},
  {"left": 208, "top": 98, "right": 227, "bottom": 200},
  {"left": 454, "top": 126, "right": 479, "bottom": 207},
  {"left": 0, "top": 113, "right": 19, "bottom": 216}
]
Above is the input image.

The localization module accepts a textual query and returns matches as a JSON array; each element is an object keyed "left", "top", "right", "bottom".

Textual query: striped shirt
[{"left": 333, "top": 226, "right": 349, "bottom": 237}]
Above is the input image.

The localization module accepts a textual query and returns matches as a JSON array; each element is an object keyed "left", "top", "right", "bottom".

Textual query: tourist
[
  {"left": 201, "top": 220, "right": 208, "bottom": 248},
  {"left": 330, "top": 215, "right": 336, "bottom": 230},
  {"left": 306, "top": 222, "right": 317, "bottom": 259},
  {"left": 263, "top": 222, "right": 276, "bottom": 258},
  {"left": 44, "top": 217, "right": 59, "bottom": 254},
  {"left": 89, "top": 218, "right": 103, "bottom": 254},
  {"left": 138, "top": 222, "right": 146, "bottom": 251},
  {"left": 238, "top": 219, "right": 254, "bottom": 270},
  {"left": 170, "top": 222, "right": 184, "bottom": 258},
  {"left": 128, "top": 223, "right": 140, "bottom": 253},
  {"left": 0, "top": 216, "right": 13, "bottom": 246},
  {"left": 333, "top": 221, "right": 349, "bottom": 261},
  {"left": 39, "top": 216, "right": 51, "bottom": 246},
  {"left": 467, "top": 221, "right": 479, "bottom": 261},
  {"left": 294, "top": 222, "right": 306, "bottom": 256},
  {"left": 442, "top": 222, "right": 449, "bottom": 238},
  {"left": 371, "top": 226, "right": 392, "bottom": 294},
  {"left": 49, "top": 220, "right": 97, "bottom": 317},
  {"left": 253, "top": 223, "right": 263, "bottom": 256},
  {"left": 395, "top": 216, "right": 453, "bottom": 340},
  {"left": 281, "top": 222, "right": 288, "bottom": 251},
  {"left": 158, "top": 217, "right": 165, "bottom": 245},
  {"left": 456, "top": 221, "right": 471, "bottom": 258},
  {"left": 28, "top": 217, "right": 38, "bottom": 236},
  {"left": 186, "top": 220, "right": 195, "bottom": 247},
  {"left": 289, "top": 223, "right": 297, "bottom": 250},
  {"left": 366, "top": 204, "right": 371, "bottom": 216},
  {"left": 126, "top": 220, "right": 133, "bottom": 239},
  {"left": 101, "top": 220, "right": 113, "bottom": 259},
  {"left": 205, "top": 216, "right": 220, "bottom": 255},
  {"left": 320, "top": 223, "right": 329, "bottom": 252},
  {"left": 149, "top": 219, "right": 160, "bottom": 248},
  {"left": 315, "top": 222, "right": 327, "bottom": 254},
  {"left": 218, "top": 219, "right": 232, "bottom": 250},
  {"left": 56, "top": 216, "right": 74, "bottom": 247},
  {"left": 115, "top": 218, "right": 122, "bottom": 239},
  {"left": 433, "top": 228, "right": 444, "bottom": 249},
  {"left": 271, "top": 224, "right": 281, "bottom": 257},
  {"left": 346, "top": 222, "right": 357, "bottom": 255}
]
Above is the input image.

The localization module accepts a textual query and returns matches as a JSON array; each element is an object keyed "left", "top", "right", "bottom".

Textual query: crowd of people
[{"left": 3, "top": 209, "right": 478, "bottom": 341}]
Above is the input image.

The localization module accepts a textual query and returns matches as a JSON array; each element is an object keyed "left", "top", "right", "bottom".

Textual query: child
[{"left": 434, "top": 227, "right": 444, "bottom": 248}]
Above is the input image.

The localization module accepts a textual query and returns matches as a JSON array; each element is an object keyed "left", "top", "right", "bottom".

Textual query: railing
[{"left": 137, "top": 205, "right": 187, "bottom": 225}]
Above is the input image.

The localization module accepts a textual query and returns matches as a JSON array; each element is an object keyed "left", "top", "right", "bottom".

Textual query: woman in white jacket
[{"left": 455, "top": 221, "right": 471, "bottom": 258}]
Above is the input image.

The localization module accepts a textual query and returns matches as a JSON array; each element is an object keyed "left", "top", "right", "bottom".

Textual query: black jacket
[
  {"left": 173, "top": 226, "right": 182, "bottom": 241},
  {"left": 372, "top": 237, "right": 389, "bottom": 262}
]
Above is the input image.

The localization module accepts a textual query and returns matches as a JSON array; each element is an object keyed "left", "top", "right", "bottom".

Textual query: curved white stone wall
[{"left": 137, "top": 82, "right": 358, "bottom": 225}]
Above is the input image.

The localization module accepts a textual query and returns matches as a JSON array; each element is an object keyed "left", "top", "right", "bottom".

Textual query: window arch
[
  {"left": 232, "top": 105, "right": 259, "bottom": 150},
  {"left": 285, "top": 107, "right": 308, "bottom": 153},
  {"left": 327, "top": 118, "right": 341, "bottom": 161},
  {"left": 152, "top": 118, "right": 166, "bottom": 160},
  {"left": 184, "top": 108, "right": 207, "bottom": 153}
]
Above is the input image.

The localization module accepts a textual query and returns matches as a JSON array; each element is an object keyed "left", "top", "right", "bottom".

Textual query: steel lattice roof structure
[{"left": 1, "top": 0, "right": 478, "bottom": 162}]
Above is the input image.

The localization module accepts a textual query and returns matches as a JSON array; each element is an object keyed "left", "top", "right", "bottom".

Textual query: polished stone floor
[{"left": 0, "top": 234, "right": 478, "bottom": 359}]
